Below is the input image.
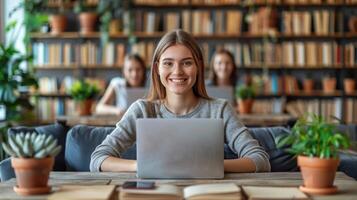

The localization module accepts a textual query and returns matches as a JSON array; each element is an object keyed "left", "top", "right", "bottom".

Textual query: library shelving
[{"left": 29, "top": 0, "right": 357, "bottom": 123}]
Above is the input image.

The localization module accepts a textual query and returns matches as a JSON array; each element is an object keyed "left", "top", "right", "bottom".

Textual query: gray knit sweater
[{"left": 90, "top": 98, "right": 271, "bottom": 172}]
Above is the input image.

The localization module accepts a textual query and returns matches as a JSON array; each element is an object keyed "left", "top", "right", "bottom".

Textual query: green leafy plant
[
  {"left": 0, "top": 21, "right": 38, "bottom": 162},
  {"left": 10, "top": 0, "right": 50, "bottom": 45},
  {"left": 1, "top": 132, "right": 61, "bottom": 159},
  {"left": 97, "top": 0, "right": 133, "bottom": 44},
  {"left": 74, "top": 0, "right": 97, "bottom": 13},
  {"left": 236, "top": 85, "right": 256, "bottom": 100},
  {"left": 0, "top": 21, "right": 38, "bottom": 121},
  {"left": 276, "top": 114, "right": 350, "bottom": 159},
  {"left": 69, "top": 80, "right": 99, "bottom": 101}
]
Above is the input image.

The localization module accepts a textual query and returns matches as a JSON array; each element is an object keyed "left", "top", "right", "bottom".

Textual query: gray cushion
[
  {"left": 65, "top": 125, "right": 137, "bottom": 171},
  {"left": 0, "top": 158, "right": 13, "bottom": 182},
  {"left": 65, "top": 125, "right": 298, "bottom": 172},
  {"left": 7, "top": 122, "right": 69, "bottom": 171},
  {"left": 223, "top": 127, "right": 298, "bottom": 172}
]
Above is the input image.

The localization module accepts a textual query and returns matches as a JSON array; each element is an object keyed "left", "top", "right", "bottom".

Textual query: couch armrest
[
  {"left": 0, "top": 158, "right": 14, "bottom": 182},
  {"left": 338, "top": 150, "right": 357, "bottom": 180}
]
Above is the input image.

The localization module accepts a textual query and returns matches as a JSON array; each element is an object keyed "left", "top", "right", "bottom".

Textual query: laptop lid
[
  {"left": 136, "top": 118, "right": 224, "bottom": 179},
  {"left": 206, "top": 86, "right": 234, "bottom": 105},
  {"left": 125, "top": 88, "right": 147, "bottom": 106}
]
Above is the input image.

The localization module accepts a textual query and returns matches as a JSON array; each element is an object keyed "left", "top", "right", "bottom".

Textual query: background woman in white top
[{"left": 95, "top": 54, "right": 147, "bottom": 116}]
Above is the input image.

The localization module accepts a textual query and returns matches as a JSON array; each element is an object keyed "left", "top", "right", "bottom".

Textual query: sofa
[{"left": 1, "top": 123, "right": 356, "bottom": 182}]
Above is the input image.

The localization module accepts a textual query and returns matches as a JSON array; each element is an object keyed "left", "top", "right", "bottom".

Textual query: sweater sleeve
[
  {"left": 90, "top": 100, "right": 146, "bottom": 172},
  {"left": 223, "top": 103, "right": 271, "bottom": 172}
]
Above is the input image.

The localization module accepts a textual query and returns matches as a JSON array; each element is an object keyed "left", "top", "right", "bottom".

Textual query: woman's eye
[
  {"left": 183, "top": 61, "right": 193, "bottom": 67},
  {"left": 163, "top": 62, "right": 173, "bottom": 67}
]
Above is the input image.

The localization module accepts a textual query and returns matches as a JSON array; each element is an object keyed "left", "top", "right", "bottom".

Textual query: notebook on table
[{"left": 136, "top": 118, "right": 224, "bottom": 179}]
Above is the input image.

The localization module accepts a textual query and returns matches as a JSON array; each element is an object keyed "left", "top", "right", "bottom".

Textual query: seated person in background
[
  {"left": 90, "top": 29, "right": 270, "bottom": 173},
  {"left": 95, "top": 54, "right": 147, "bottom": 116},
  {"left": 206, "top": 49, "right": 237, "bottom": 87}
]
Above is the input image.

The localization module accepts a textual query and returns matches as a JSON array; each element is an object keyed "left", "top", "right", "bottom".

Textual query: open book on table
[{"left": 119, "top": 183, "right": 242, "bottom": 200}]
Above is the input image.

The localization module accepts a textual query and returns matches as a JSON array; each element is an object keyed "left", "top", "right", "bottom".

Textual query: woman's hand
[{"left": 224, "top": 158, "right": 256, "bottom": 173}]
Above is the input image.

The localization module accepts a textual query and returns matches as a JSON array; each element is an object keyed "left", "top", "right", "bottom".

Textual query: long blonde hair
[{"left": 146, "top": 30, "right": 210, "bottom": 101}]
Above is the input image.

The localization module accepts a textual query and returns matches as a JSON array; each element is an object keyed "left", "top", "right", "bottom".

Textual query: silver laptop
[
  {"left": 125, "top": 88, "right": 147, "bottom": 105},
  {"left": 206, "top": 86, "right": 234, "bottom": 105},
  {"left": 136, "top": 118, "right": 224, "bottom": 179}
]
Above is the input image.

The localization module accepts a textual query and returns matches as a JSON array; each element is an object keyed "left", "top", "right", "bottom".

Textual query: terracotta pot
[
  {"left": 109, "top": 19, "right": 121, "bottom": 34},
  {"left": 344, "top": 78, "right": 355, "bottom": 94},
  {"left": 303, "top": 79, "right": 314, "bottom": 93},
  {"left": 237, "top": 99, "right": 254, "bottom": 114},
  {"left": 322, "top": 78, "right": 336, "bottom": 93},
  {"left": 348, "top": 16, "right": 357, "bottom": 33},
  {"left": 298, "top": 156, "right": 339, "bottom": 195},
  {"left": 78, "top": 99, "right": 93, "bottom": 116},
  {"left": 49, "top": 14, "right": 67, "bottom": 34},
  {"left": 79, "top": 12, "right": 97, "bottom": 34},
  {"left": 11, "top": 157, "right": 54, "bottom": 195}
]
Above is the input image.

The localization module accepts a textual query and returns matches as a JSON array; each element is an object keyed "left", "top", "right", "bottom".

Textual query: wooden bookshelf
[
  {"left": 286, "top": 91, "right": 344, "bottom": 97},
  {"left": 28, "top": 0, "right": 357, "bottom": 124},
  {"left": 31, "top": 93, "right": 71, "bottom": 98},
  {"left": 34, "top": 65, "right": 123, "bottom": 70}
]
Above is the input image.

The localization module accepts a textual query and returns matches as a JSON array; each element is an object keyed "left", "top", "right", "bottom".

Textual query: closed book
[
  {"left": 48, "top": 185, "right": 116, "bottom": 200},
  {"left": 242, "top": 186, "right": 309, "bottom": 200}
]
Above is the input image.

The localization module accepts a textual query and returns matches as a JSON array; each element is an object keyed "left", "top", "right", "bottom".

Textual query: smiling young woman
[{"left": 90, "top": 30, "right": 270, "bottom": 173}]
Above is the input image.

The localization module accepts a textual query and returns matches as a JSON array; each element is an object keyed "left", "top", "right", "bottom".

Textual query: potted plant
[
  {"left": 97, "top": 0, "right": 133, "bottom": 44},
  {"left": 322, "top": 74, "right": 336, "bottom": 93},
  {"left": 276, "top": 114, "right": 350, "bottom": 195},
  {"left": 302, "top": 73, "right": 314, "bottom": 93},
  {"left": 74, "top": 0, "right": 98, "bottom": 34},
  {"left": 344, "top": 75, "right": 355, "bottom": 94},
  {"left": 1, "top": 132, "right": 62, "bottom": 195},
  {"left": 47, "top": 0, "right": 71, "bottom": 34},
  {"left": 10, "top": 0, "right": 50, "bottom": 44},
  {"left": 69, "top": 80, "right": 99, "bottom": 116},
  {"left": 0, "top": 22, "right": 38, "bottom": 161},
  {"left": 236, "top": 85, "right": 255, "bottom": 114}
]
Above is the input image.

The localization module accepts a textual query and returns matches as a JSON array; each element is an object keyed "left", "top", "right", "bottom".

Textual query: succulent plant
[{"left": 1, "top": 132, "right": 61, "bottom": 159}]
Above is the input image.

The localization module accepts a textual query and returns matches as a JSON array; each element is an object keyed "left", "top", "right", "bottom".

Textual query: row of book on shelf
[
  {"left": 32, "top": 41, "right": 357, "bottom": 68},
  {"left": 46, "top": 0, "right": 352, "bottom": 6},
  {"left": 123, "top": 9, "right": 340, "bottom": 35},
  {"left": 134, "top": 0, "right": 348, "bottom": 5}
]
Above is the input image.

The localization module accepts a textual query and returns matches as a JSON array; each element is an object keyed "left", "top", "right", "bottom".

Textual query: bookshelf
[{"left": 29, "top": 0, "right": 357, "bottom": 124}]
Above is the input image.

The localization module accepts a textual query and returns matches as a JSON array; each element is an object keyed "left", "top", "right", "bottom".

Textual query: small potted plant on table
[
  {"left": 1, "top": 132, "right": 62, "bottom": 195},
  {"left": 69, "top": 80, "right": 99, "bottom": 116},
  {"left": 236, "top": 85, "right": 255, "bottom": 114},
  {"left": 276, "top": 114, "right": 350, "bottom": 195}
]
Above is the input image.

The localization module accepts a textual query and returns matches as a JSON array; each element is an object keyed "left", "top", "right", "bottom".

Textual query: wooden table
[
  {"left": 0, "top": 172, "right": 356, "bottom": 199},
  {"left": 57, "top": 114, "right": 296, "bottom": 127}
]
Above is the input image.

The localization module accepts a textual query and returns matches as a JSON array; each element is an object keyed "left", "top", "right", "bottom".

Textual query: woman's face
[
  {"left": 158, "top": 44, "right": 197, "bottom": 97},
  {"left": 213, "top": 53, "right": 234, "bottom": 81},
  {"left": 123, "top": 59, "right": 145, "bottom": 87}
]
